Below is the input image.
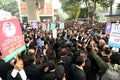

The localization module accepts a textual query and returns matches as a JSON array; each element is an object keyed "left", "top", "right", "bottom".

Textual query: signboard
[
  {"left": 0, "top": 18, "right": 26, "bottom": 62},
  {"left": 42, "top": 23, "right": 46, "bottom": 31},
  {"left": 31, "top": 21, "right": 38, "bottom": 29},
  {"left": 52, "top": 29, "right": 57, "bottom": 39},
  {"left": 105, "top": 23, "right": 112, "bottom": 34},
  {"left": 50, "top": 23, "right": 56, "bottom": 30},
  {"left": 59, "top": 22, "right": 64, "bottom": 30},
  {"left": 108, "top": 23, "right": 120, "bottom": 48},
  {"left": 37, "top": 38, "right": 44, "bottom": 51},
  {"left": 46, "top": 23, "right": 50, "bottom": 32}
]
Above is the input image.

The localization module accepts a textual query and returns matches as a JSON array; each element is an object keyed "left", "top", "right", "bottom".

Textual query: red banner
[{"left": 0, "top": 18, "right": 25, "bottom": 60}]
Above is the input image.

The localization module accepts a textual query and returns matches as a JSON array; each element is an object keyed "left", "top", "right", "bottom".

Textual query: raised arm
[{"left": 90, "top": 40, "right": 108, "bottom": 75}]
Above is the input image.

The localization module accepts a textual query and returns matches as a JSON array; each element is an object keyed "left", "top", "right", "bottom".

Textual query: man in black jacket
[
  {"left": 0, "top": 51, "right": 13, "bottom": 80},
  {"left": 24, "top": 53, "right": 48, "bottom": 80},
  {"left": 70, "top": 56, "right": 86, "bottom": 80}
]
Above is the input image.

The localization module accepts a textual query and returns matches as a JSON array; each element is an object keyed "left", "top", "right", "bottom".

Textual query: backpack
[{"left": 101, "top": 63, "right": 120, "bottom": 80}]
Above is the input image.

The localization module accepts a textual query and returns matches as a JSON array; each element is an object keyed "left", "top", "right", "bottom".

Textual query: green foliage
[
  {"left": 60, "top": 0, "right": 114, "bottom": 21},
  {"left": 0, "top": 0, "right": 19, "bottom": 18},
  {"left": 66, "top": 2, "right": 81, "bottom": 19},
  {"left": 21, "top": 0, "right": 25, "bottom": 2},
  {"left": 100, "top": 0, "right": 113, "bottom": 9},
  {"left": 98, "top": 0, "right": 109, "bottom": 9},
  {"left": 60, "top": 0, "right": 81, "bottom": 20},
  {"left": 0, "top": 0, "right": 16, "bottom": 9},
  {"left": 79, "top": 7, "right": 88, "bottom": 18}
]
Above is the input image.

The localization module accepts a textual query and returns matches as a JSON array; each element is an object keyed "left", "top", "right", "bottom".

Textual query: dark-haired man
[
  {"left": 0, "top": 52, "right": 13, "bottom": 80},
  {"left": 6, "top": 56, "right": 27, "bottom": 80},
  {"left": 70, "top": 56, "right": 86, "bottom": 80},
  {"left": 90, "top": 40, "right": 120, "bottom": 80}
]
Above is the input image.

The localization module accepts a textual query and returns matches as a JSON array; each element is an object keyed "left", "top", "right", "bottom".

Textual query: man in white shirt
[{"left": 6, "top": 56, "right": 27, "bottom": 80}]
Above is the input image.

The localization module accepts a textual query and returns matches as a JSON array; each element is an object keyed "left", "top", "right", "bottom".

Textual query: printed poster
[
  {"left": 59, "top": 22, "right": 64, "bottom": 30},
  {"left": 50, "top": 23, "right": 56, "bottom": 30},
  {"left": 108, "top": 23, "right": 120, "bottom": 48},
  {"left": 105, "top": 23, "right": 112, "bottom": 34},
  {"left": 31, "top": 21, "right": 38, "bottom": 29},
  {"left": 42, "top": 23, "right": 46, "bottom": 31},
  {"left": 0, "top": 18, "right": 26, "bottom": 62},
  {"left": 37, "top": 38, "right": 44, "bottom": 51},
  {"left": 46, "top": 23, "right": 50, "bottom": 32},
  {"left": 52, "top": 29, "right": 57, "bottom": 39}
]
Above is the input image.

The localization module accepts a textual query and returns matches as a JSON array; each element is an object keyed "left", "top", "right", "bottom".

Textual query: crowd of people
[{"left": 0, "top": 21, "right": 120, "bottom": 80}]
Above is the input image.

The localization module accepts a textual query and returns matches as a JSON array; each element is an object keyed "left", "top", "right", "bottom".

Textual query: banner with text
[
  {"left": 52, "top": 29, "right": 57, "bottom": 39},
  {"left": 46, "top": 24, "right": 50, "bottom": 32},
  {"left": 108, "top": 23, "right": 120, "bottom": 48},
  {"left": 50, "top": 23, "right": 56, "bottom": 30},
  {"left": 59, "top": 22, "right": 64, "bottom": 30},
  {"left": 31, "top": 21, "right": 38, "bottom": 29},
  {"left": 42, "top": 23, "right": 46, "bottom": 31},
  {"left": 0, "top": 18, "right": 26, "bottom": 62},
  {"left": 105, "top": 23, "right": 112, "bottom": 35}
]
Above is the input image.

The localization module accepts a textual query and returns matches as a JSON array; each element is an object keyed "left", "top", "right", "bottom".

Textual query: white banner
[
  {"left": 59, "top": 22, "right": 64, "bottom": 30},
  {"left": 52, "top": 29, "right": 57, "bottom": 39},
  {"left": 108, "top": 23, "right": 120, "bottom": 48}
]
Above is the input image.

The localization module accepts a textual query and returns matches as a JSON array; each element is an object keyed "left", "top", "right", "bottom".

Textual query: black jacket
[
  {"left": 25, "top": 63, "right": 48, "bottom": 80},
  {"left": 70, "top": 64, "right": 86, "bottom": 80}
]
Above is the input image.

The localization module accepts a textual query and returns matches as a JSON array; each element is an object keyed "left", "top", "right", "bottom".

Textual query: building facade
[{"left": 19, "top": 0, "right": 58, "bottom": 23}]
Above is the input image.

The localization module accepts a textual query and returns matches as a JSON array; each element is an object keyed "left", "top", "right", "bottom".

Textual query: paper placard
[
  {"left": 0, "top": 18, "right": 26, "bottom": 62},
  {"left": 108, "top": 23, "right": 120, "bottom": 48},
  {"left": 105, "top": 23, "right": 112, "bottom": 34}
]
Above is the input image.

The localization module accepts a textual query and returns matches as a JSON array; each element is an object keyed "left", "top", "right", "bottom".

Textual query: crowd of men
[{"left": 0, "top": 21, "right": 120, "bottom": 80}]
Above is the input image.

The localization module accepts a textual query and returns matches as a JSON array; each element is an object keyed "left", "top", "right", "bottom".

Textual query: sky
[
  {"left": 115, "top": 0, "right": 120, "bottom": 3},
  {"left": 52, "top": 0, "right": 61, "bottom": 9}
]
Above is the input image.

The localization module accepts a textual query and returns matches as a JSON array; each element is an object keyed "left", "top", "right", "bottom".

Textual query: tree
[
  {"left": 60, "top": 0, "right": 81, "bottom": 20},
  {"left": 79, "top": 7, "right": 88, "bottom": 18},
  {"left": 84, "top": 0, "right": 114, "bottom": 23},
  {"left": 98, "top": 0, "right": 114, "bottom": 15},
  {"left": 60, "top": 0, "right": 114, "bottom": 22},
  {"left": 0, "top": 0, "right": 19, "bottom": 18}
]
